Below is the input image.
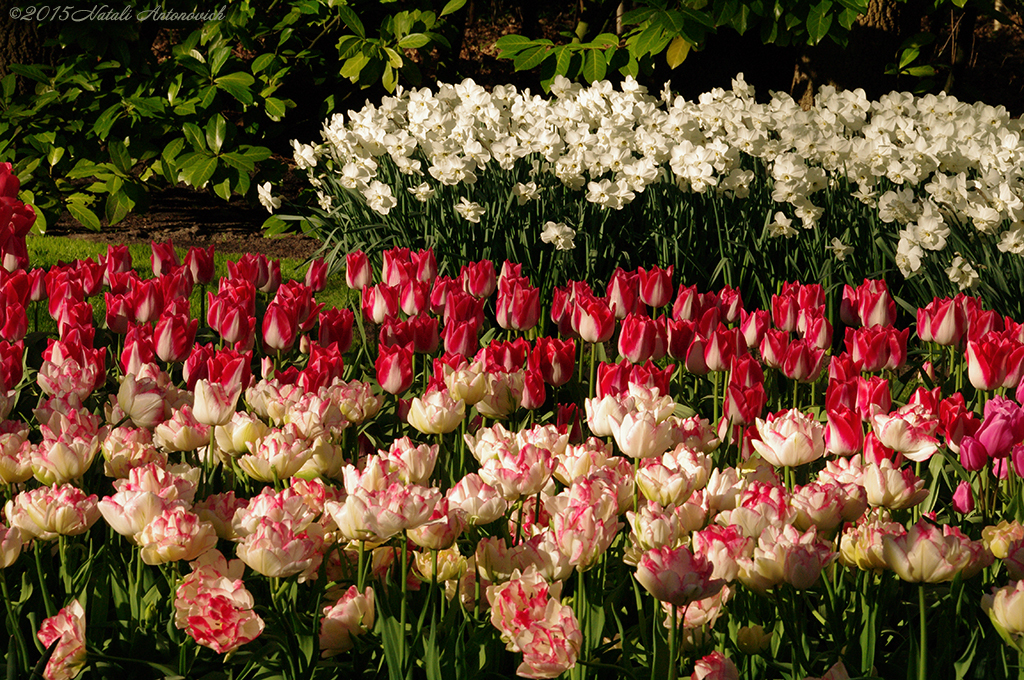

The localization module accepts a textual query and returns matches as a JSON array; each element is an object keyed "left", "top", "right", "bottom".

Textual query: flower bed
[{"left": 4, "top": 105, "right": 1024, "bottom": 680}]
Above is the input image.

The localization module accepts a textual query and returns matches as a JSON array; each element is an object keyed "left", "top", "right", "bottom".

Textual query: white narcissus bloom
[
  {"left": 895, "top": 237, "right": 924, "bottom": 277},
  {"left": 257, "top": 182, "right": 281, "bottom": 213},
  {"left": 945, "top": 254, "right": 979, "bottom": 290},
  {"left": 407, "top": 182, "right": 435, "bottom": 202},
  {"left": 540, "top": 222, "right": 576, "bottom": 250},
  {"left": 364, "top": 180, "right": 397, "bottom": 216},
  {"left": 455, "top": 197, "right": 486, "bottom": 223},
  {"left": 766, "top": 212, "right": 797, "bottom": 238},
  {"left": 512, "top": 181, "right": 539, "bottom": 204},
  {"left": 291, "top": 139, "right": 317, "bottom": 169},
  {"left": 826, "top": 237, "right": 854, "bottom": 261}
]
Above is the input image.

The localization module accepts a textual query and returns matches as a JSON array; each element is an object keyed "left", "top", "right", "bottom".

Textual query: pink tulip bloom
[
  {"left": 319, "top": 586, "right": 375, "bottom": 656},
  {"left": 751, "top": 409, "right": 826, "bottom": 468},
  {"left": 37, "top": 600, "right": 87, "bottom": 680},
  {"left": 6, "top": 484, "right": 99, "bottom": 540},
  {"left": 635, "top": 544, "right": 722, "bottom": 607},
  {"left": 236, "top": 517, "right": 323, "bottom": 579},
  {"left": 137, "top": 505, "right": 218, "bottom": 565}
]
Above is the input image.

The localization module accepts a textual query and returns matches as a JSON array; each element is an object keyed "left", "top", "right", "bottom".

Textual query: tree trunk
[
  {"left": 0, "top": 0, "right": 58, "bottom": 91},
  {"left": 791, "top": 0, "right": 928, "bottom": 108}
]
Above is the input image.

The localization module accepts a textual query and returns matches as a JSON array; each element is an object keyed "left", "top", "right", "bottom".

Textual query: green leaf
[
  {"left": 494, "top": 34, "right": 534, "bottom": 56},
  {"left": 183, "top": 122, "right": 206, "bottom": 152},
  {"left": 46, "top": 146, "right": 64, "bottom": 167},
  {"left": 440, "top": 0, "right": 466, "bottom": 16},
  {"left": 181, "top": 153, "right": 218, "bottom": 188},
  {"left": 205, "top": 114, "right": 227, "bottom": 154},
  {"left": 264, "top": 97, "right": 287, "bottom": 119},
  {"left": 214, "top": 72, "right": 255, "bottom": 105},
  {"left": 382, "top": 63, "right": 397, "bottom": 93},
  {"left": 665, "top": 36, "right": 691, "bottom": 68},
  {"left": 92, "top": 104, "right": 122, "bottom": 139},
  {"left": 212, "top": 177, "right": 232, "bottom": 201},
  {"left": 64, "top": 159, "right": 101, "bottom": 180},
  {"left": 262, "top": 215, "right": 289, "bottom": 236},
  {"left": 1, "top": 74, "right": 14, "bottom": 100},
  {"left": 220, "top": 151, "right": 254, "bottom": 173},
  {"left": 104, "top": 190, "right": 135, "bottom": 225},
  {"left": 240, "top": 145, "right": 272, "bottom": 162},
  {"left": 341, "top": 52, "right": 370, "bottom": 80},
  {"left": 108, "top": 140, "right": 131, "bottom": 174},
  {"left": 199, "top": 85, "right": 218, "bottom": 109},
  {"left": 8, "top": 64, "right": 49, "bottom": 83},
  {"left": 581, "top": 49, "right": 607, "bottom": 84},
  {"left": 251, "top": 53, "right": 275, "bottom": 74},
  {"left": 903, "top": 65, "right": 936, "bottom": 76},
  {"left": 337, "top": 5, "right": 365, "bottom": 38},
  {"left": 209, "top": 45, "right": 232, "bottom": 77},
  {"left": 65, "top": 196, "right": 101, "bottom": 231},
  {"left": 806, "top": 0, "right": 834, "bottom": 45},
  {"left": 397, "top": 33, "right": 431, "bottom": 49},
  {"left": 513, "top": 45, "right": 550, "bottom": 72},
  {"left": 630, "top": 21, "right": 664, "bottom": 59}
]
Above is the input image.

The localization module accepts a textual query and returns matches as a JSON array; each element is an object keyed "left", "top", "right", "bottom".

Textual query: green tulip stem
[
  {"left": 1, "top": 570, "right": 29, "bottom": 674},
  {"left": 357, "top": 540, "right": 367, "bottom": 592},
  {"left": 668, "top": 603, "right": 679, "bottom": 680},
  {"left": 918, "top": 583, "right": 927, "bottom": 680}
]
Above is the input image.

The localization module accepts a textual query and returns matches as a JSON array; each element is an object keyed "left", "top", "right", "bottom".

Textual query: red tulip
[
  {"left": 729, "top": 354, "right": 764, "bottom": 388},
  {"left": 825, "top": 406, "right": 863, "bottom": 455},
  {"left": 407, "top": 314, "right": 440, "bottom": 354},
  {"left": 443, "top": 289, "right": 486, "bottom": 327},
  {"left": 122, "top": 323, "right": 156, "bottom": 375},
  {"left": 740, "top": 309, "right": 770, "bottom": 348},
  {"left": 0, "top": 340, "right": 23, "bottom": 390},
  {"left": 496, "top": 279, "right": 540, "bottom": 331},
  {"left": 155, "top": 312, "right": 198, "bottom": 363},
  {"left": 400, "top": 280, "right": 430, "bottom": 317},
  {"left": 375, "top": 342, "right": 414, "bottom": 394},
  {"left": 574, "top": 298, "right": 615, "bottom": 344},
  {"left": 521, "top": 369, "right": 546, "bottom": 410},
  {"left": 263, "top": 302, "right": 298, "bottom": 353},
  {"left": 938, "top": 393, "right": 980, "bottom": 452},
  {"left": 460, "top": 260, "right": 496, "bottom": 299},
  {"left": 799, "top": 311, "right": 832, "bottom": 350},
  {"left": 606, "top": 268, "right": 640, "bottom": 319},
  {"left": 530, "top": 337, "right": 575, "bottom": 387},
  {"left": 917, "top": 296, "right": 967, "bottom": 346},
  {"left": 724, "top": 383, "right": 766, "bottom": 425},
  {"left": 780, "top": 338, "right": 826, "bottom": 383},
  {"left": 429, "top": 276, "right": 459, "bottom": 315},
  {"left": 967, "top": 335, "right": 1007, "bottom": 391},
  {"left": 704, "top": 325, "right": 744, "bottom": 373},
  {"left": 856, "top": 376, "right": 891, "bottom": 421},
  {"left": 150, "top": 239, "right": 180, "bottom": 277},
  {"left": 759, "top": 328, "right": 790, "bottom": 370},
  {"left": 845, "top": 325, "right": 908, "bottom": 372},
  {"left": 841, "top": 279, "right": 895, "bottom": 328},
  {"left": 825, "top": 378, "right": 857, "bottom": 413},
  {"left": 361, "top": 284, "right": 400, "bottom": 324},
  {"left": 666, "top": 318, "right": 695, "bottom": 359},
  {"left": 771, "top": 291, "right": 800, "bottom": 332},
  {"left": 637, "top": 265, "right": 673, "bottom": 308},
  {"left": 319, "top": 308, "right": 354, "bottom": 353},
  {"left": 442, "top": 318, "right": 479, "bottom": 357},
  {"left": 717, "top": 284, "right": 743, "bottom": 323},
  {"left": 346, "top": 250, "right": 371, "bottom": 290},
  {"left": 411, "top": 249, "right": 437, "bottom": 282},
  {"left": 185, "top": 245, "right": 216, "bottom": 285},
  {"left": 131, "top": 279, "right": 164, "bottom": 325},
  {"left": 618, "top": 313, "right": 657, "bottom": 364},
  {"left": 968, "top": 308, "right": 1003, "bottom": 343}
]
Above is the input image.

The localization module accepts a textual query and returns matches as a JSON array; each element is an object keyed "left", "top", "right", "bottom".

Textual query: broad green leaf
[
  {"left": 665, "top": 36, "right": 691, "bottom": 69},
  {"left": 251, "top": 53, "right": 275, "bottom": 74},
  {"left": 240, "top": 145, "right": 272, "bottom": 162},
  {"left": 108, "top": 140, "right": 131, "bottom": 174},
  {"left": 337, "top": 5, "right": 365, "bottom": 38},
  {"left": 494, "top": 34, "right": 535, "bottom": 55},
  {"left": 214, "top": 72, "right": 255, "bottom": 105},
  {"left": 262, "top": 215, "right": 288, "bottom": 236},
  {"left": 513, "top": 45, "right": 550, "bottom": 72},
  {"left": 182, "top": 122, "right": 205, "bottom": 152},
  {"left": 104, "top": 190, "right": 135, "bottom": 225},
  {"left": 806, "top": 0, "right": 834, "bottom": 45},
  {"left": 440, "top": 0, "right": 466, "bottom": 16},
  {"left": 181, "top": 153, "right": 218, "bottom": 188},
  {"left": 904, "top": 65, "right": 936, "bottom": 76},
  {"left": 65, "top": 196, "right": 101, "bottom": 231},
  {"left": 341, "top": 52, "right": 370, "bottom": 80},
  {"left": 8, "top": 64, "right": 49, "bottom": 83},
  {"left": 205, "top": 114, "right": 227, "bottom": 154},
  {"left": 199, "top": 84, "right": 218, "bottom": 109},
  {"left": 92, "top": 104, "right": 122, "bottom": 138},
  {"left": 554, "top": 46, "right": 572, "bottom": 77},
  {"left": 213, "top": 177, "right": 232, "bottom": 201},
  {"left": 64, "top": 159, "right": 100, "bottom": 180},
  {"left": 1, "top": 74, "right": 14, "bottom": 100},
  {"left": 264, "top": 97, "right": 287, "bottom": 119},
  {"left": 581, "top": 49, "right": 607, "bottom": 84},
  {"left": 630, "top": 21, "right": 664, "bottom": 59},
  {"left": 46, "top": 146, "right": 64, "bottom": 167},
  {"left": 382, "top": 63, "right": 397, "bottom": 93},
  {"left": 383, "top": 46, "right": 404, "bottom": 68},
  {"left": 209, "top": 45, "right": 231, "bottom": 77},
  {"left": 397, "top": 33, "right": 431, "bottom": 49}
]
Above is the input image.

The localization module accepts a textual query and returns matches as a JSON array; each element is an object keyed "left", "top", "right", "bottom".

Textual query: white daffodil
[
  {"left": 455, "top": 197, "right": 485, "bottom": 223},
  {"left": 407, "top": 182, "right": 435, "bottom": 203},
  {"left": 767, "top": 212, "right": 797, "bottom": 238},
  {"left": 257, "top": 182, "right": 280, "bottom": 214},
  {"left": 540, "top": 222, "right": 576, "bottom": 251},
  {"left": 363, "top": 181, "right": 397, "bottom": 216},
  {"left": 945, "top": 255, "right": 979, "bottom": 290},
  {"left": 826, "top": 238, "right": 854, "bottom": 261}
]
